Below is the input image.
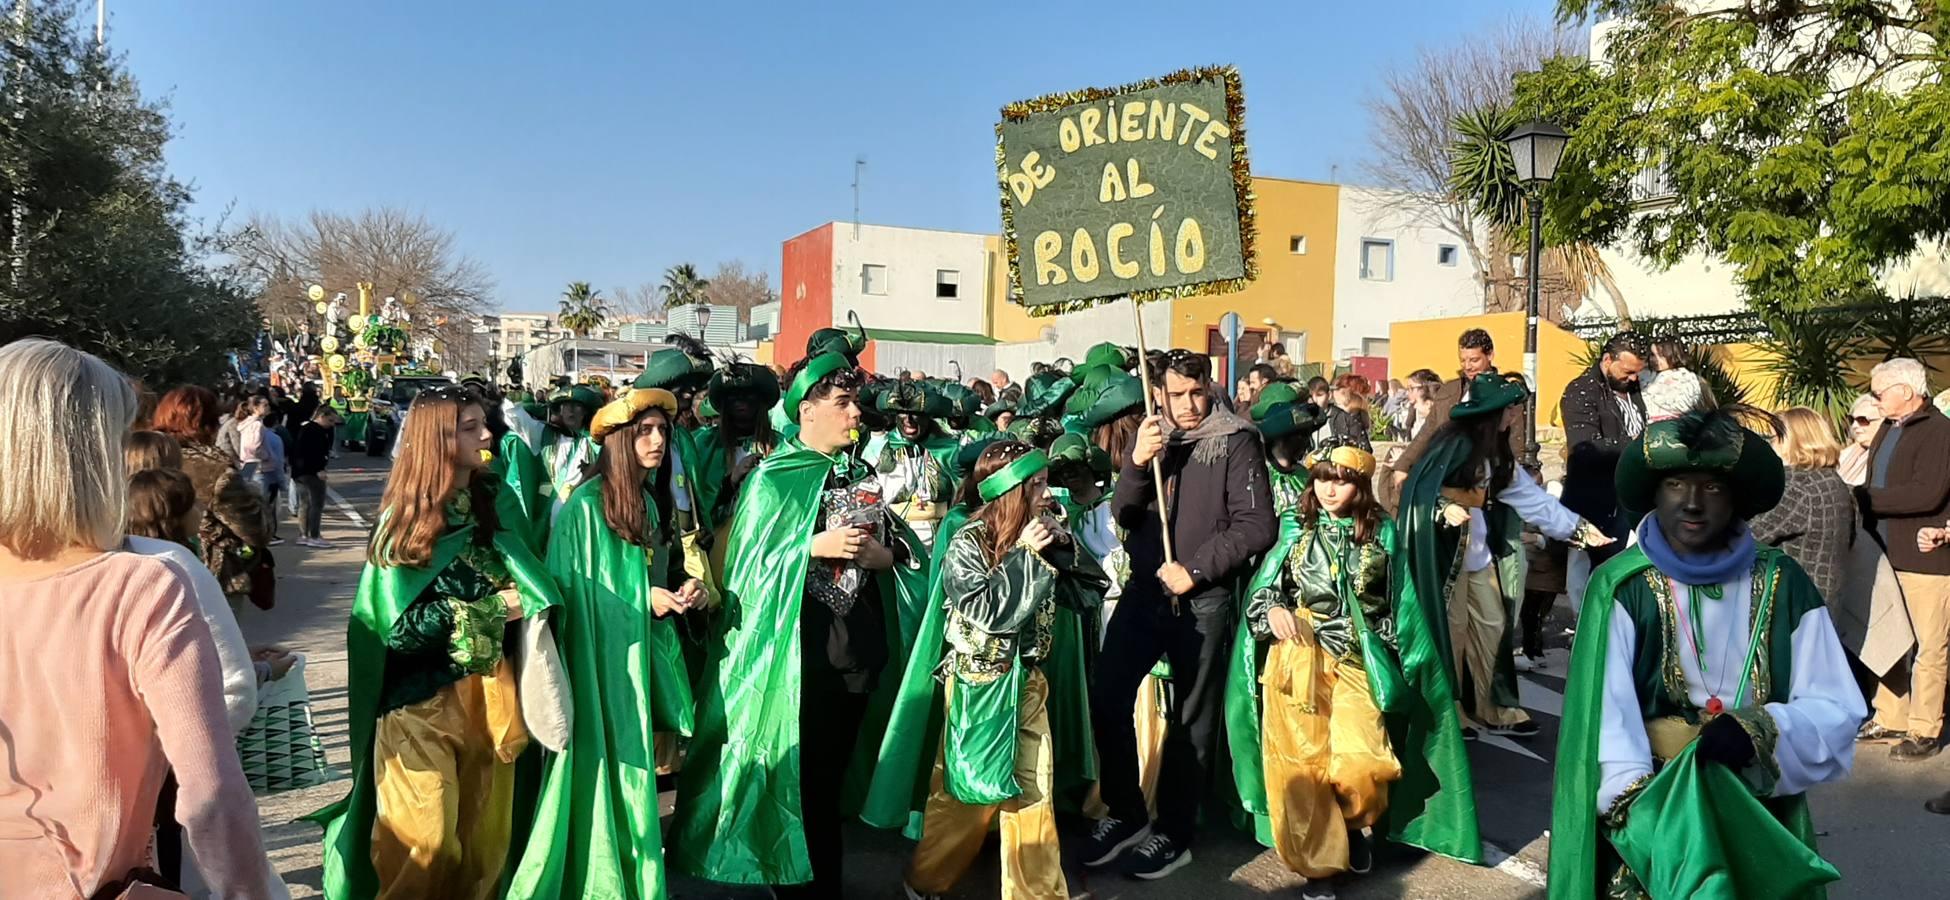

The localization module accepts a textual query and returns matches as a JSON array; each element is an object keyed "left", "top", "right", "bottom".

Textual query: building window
[
  {"left": 1438, "top": 244, "right": 1459, "bottom": 266},
  {"left": 1362, "top": 337, "right": 1391, "bottom": 358},
  {"left": 1359, "top": 239, "right": 1395, "bottom": 282},
  {"left": 1289, "top": 235, "right": 1308, "bottom": 255},
  {"left": 935, "top": 269, "right": 959, "bottom": 299},
  {"left": 862, "top": 264, "right": 888, "bottom": 295}
]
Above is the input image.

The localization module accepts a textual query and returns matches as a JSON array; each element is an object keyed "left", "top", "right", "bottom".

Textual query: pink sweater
[{"left": 0, "top": 551, "right": 277, "bottom": 899}]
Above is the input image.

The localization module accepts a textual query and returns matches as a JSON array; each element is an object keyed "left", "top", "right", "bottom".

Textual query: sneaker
[
  {"left": 1300, "top": 878, "right": 1339, "bottom": 900},
  {"left": 1461, "top": 726, "right": 1480, "bottom": 742},
  {"left": 307, "top": 537, "right": 337, "bottom": 549},
  {"left": 1891, "top": 737, "right": 1942, "bottom": 762},
  {"left": 1857, "top": 721, "right": 1907, "bottom": 743},
  {"left": 1927, "top": 790, "right": 1950, "bottom": 816},
  {"left": 1121, "top": 832, "right": 1192, "bottom": 880},
  {"left": 901, "top": 884, "right": 942, "bottom": 900},
  {"left": 1081, "top": 816, "right": 1150, "bottom": 868},
  {"left": 1487, "top": 719, "right": 1541, "bottom": 739},
  {"left": 1513, "top": 653, "right": 1537, "bottom": 673},
  {"left": 267, "top": 538, "right": 286, "bottom": 547},
  {"left": 1346, "top": 828, "right": 1373, "bottom": 875}
]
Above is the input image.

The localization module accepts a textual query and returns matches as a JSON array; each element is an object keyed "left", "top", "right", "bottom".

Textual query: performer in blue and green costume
[{"left": 1548, "top": 410, "right": 1864, "bottom": 899}]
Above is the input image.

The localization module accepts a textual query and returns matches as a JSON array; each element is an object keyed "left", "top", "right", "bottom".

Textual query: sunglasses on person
[{"left": 1852, "top": 415, "right": 1877, "bottom": 426}]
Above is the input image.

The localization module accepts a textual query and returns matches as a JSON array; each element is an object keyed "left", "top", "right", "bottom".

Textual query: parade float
[{"left": 310, "top": 281, "right": 451, "bottom": 454}]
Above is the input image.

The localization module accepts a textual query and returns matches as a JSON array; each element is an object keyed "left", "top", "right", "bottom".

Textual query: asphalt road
[{"left": 237, "top": 458, "right": 1950, "bottom": 899}]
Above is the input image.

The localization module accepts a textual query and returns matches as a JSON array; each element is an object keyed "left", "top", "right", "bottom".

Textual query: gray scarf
[{"left": 1170, "top": 405, "right": 1256, "bottom": 466}]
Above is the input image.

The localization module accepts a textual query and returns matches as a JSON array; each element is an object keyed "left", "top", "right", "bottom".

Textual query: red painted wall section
[
  {"left": 777, "top": 224, "right": 835, "bottom": 369},
  {"left": 1350, "top": 355, "right": 1389, "bottom": 384}
]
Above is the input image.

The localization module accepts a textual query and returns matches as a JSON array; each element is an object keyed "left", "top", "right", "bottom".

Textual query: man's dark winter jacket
[{"left": 1112, "top": 428, "right": 1276, "bottom": 604}]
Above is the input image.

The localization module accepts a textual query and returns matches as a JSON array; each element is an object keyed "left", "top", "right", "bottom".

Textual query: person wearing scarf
[
  {"left": 507, "top": 388, "right": 710, "bottom": 900},
  {"left": 871, "top": 443, "right": 1107, "bottom": 900},
  {"left": 1548, "top": 410, "right": 1865, "bottom": 898},
  {"left": 669, "top": 352, "right": 932, "bottom": 899},
  {"left": 876, "top": 380, "right": 962, "bottom": 548},
  {"left": 313, "top": 387, "right": 561, "bottom": 900},
  {"left": 1386, "top": 372, "right": 1611, "bottom": 864},
  {"left": 1084, "top": 349, "right": 1276, "bottom": 880}
]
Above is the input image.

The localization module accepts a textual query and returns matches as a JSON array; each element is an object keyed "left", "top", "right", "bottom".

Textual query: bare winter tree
[
  {"left": 1363, "top": 15, "right": 1628, "bottom": 323},
  {"left": 611, "top": 282, "right": 667, "bottom": 322},
  {"left": 223, "top": 208, "right": 496, "bottom": 372},
  {"left": 703, "top": 260, "right": 775, "bottom": 325}
]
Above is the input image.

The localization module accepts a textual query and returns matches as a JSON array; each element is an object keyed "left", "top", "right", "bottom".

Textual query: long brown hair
[
  {"left": 596, "top": 405, "right": 676, "bottom": 549},
  {"left": 1299, "top": 459, "right": 1382, "bottom": 545},
  {"left": 1094, "top": 409, "right": 1143, "bottom": 470},
  {"left": 369, "top": 389, "right": 497, "bottom": 568},
  {"left": 966, "top": 440, "right": 1042, "bottom": 565},
  {"left": 127, "top": 468, "right": 196, "bottom": 546},
  {"left": 126, "top": 430, "right": 184, "bottom": 474}
]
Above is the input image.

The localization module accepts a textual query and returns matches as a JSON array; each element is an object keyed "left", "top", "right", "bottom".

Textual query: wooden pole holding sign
[{"left": 1128, "top": 297, "right": 1180, "bottom": 614}]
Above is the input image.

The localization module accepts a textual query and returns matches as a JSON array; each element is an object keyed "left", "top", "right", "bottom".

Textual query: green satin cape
[
  {"left": 1223, "top": 506, "right": 1305, "bottom": 845},
  {"left": 1547, "top": 544, "right": 1834, "bottom": 900},
  {"left": 1380, "top": 434, "right": 1483, "bottom": 863},
  {"left": 310, "top": 512, "right": 559, "bottom": 900},
  {"left": 667, "top": 438, "right": 930, "bottom": 886},
  {"left": 506, "top": 476, "right": 697, "bottom": 899},
  {"left": 497, "top": 430, "right": 549, "bottom": 553}
]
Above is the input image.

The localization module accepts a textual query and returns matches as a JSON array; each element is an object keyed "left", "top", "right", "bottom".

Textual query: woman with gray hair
[{"left": 0, "top": 339, "right": 281, "bottom": 898}]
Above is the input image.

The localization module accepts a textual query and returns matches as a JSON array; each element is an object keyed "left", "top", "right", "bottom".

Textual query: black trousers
[
  {"left": 1090, "top": 587, "right": 1234, "bottom": 844},
  {"left": 778, "top": 684, "right": 870, "bottom": 899},
  {"left": 295, "top": 473, "right": 327, "bottom": 539}
]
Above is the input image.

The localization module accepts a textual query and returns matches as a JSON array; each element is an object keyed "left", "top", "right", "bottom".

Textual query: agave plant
[
  {"left": 1859, "top": 296, "right": 1950, "bottom": 371},
  {"left": 1756, "top": 307, "right": 1867, "bottom": 419}
]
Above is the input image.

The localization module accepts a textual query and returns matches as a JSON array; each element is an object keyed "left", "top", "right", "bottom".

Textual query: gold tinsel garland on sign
[{"left": 995, "top": 65, "right": 1258, "bottom": 318}]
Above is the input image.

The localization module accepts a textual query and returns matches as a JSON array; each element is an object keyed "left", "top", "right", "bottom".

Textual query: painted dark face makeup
[{"left": 1654, "top": 471, "right": 1735, "bottom": 554}]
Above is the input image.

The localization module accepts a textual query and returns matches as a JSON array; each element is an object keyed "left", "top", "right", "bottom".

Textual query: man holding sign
[{"left": 1088, "top": 349, "right": 1275, "bottom": 878}]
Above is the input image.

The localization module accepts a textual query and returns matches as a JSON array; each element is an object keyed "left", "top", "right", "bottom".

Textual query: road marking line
[
  {"left": 1477, "top": 732, "right": 1548, "bottom": 762},
  {"left": 1519, "top": 675, "right": 1566, "bottom": 719},
  {"left": 326, "top": 485, "right": 368, "bottom": 528},
  {"left": 1484, "top": 839, "right": 1549, "bottom": 886}
]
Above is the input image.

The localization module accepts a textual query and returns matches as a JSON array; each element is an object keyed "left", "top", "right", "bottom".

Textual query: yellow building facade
[{"left": 1168, "top": 177, "right": 1339, "bottom": 366}]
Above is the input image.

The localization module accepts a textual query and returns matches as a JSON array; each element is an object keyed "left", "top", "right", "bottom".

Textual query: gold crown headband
[{"left": 1304, "top": 444, "right": 1376, "bottom": 478}]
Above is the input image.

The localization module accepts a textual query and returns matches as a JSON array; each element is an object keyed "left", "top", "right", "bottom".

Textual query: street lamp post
[
  {"left": 693, "top": 305, "right": 714, "bottom": 340},
  {"left": 1502, "top": 119, "right": 1569, "bottom": 471}
]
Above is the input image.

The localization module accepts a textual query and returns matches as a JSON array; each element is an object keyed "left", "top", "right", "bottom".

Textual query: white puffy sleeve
[
  {"left": 1760, "top": 606, "right": 1865, "bottom": 796},
  {"left": 1596, "top": 601, "right": 1655, "bottom": 812},
  {"left": 1497, "top": 472, "right": 1585, "bottom": 541}
]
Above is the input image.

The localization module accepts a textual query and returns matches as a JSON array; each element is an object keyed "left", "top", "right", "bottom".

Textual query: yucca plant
[{"left": 1756, "top": 307, "right": 1866, "bottom": 419}]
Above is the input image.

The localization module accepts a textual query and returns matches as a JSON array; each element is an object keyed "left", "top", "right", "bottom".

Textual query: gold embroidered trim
[
  {"left": 1645, "top": 571, "right": 1689, "bottom": 708},
  {"left": 1602, "top": 772, "right": 1655, "bottom": 829},
  {"left": 1728, "top": 706, "right": 1782, "bottom": 789},
  {"left": 1747, "top": 564, "right": 1780, "bottom": 705}
]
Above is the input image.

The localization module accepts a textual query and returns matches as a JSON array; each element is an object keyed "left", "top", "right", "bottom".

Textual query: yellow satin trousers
[
  {"left": 370, "top": 663, "right": 527, "bottom": 900},
  {"left": 1260, "top": 639, "right": 1401, "bottom": 879},
  {"left": 906, "top": 670, "right": 1069, "bottom": 900}
]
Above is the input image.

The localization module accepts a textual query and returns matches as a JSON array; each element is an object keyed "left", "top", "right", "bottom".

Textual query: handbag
[
  {"left": 513, "top": 613, "right": 573, "bottom": 753},
  {"left": 235, "top": 654, "right": 329, "bottom": 794}
]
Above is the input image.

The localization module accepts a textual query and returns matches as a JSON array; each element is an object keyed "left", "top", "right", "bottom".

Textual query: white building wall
[
  {"left": 828, "top": 224, "right": 990, "bottom": 335},
  {"left": 992, "top": 300, "right": 1176, "bottom": 378},
  {"left": 1332, "top": 187, "right": 1481, "bottom": 361}
]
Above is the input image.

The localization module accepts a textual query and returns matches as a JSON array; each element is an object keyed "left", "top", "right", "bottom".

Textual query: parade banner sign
[{"left": 998, "top": 66, "right": 1256, "bottom": 314}]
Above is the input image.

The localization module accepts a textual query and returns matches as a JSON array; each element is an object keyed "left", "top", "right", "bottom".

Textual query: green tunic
[
  {"left": 1548, "top": 544, "right": 1837, "bottom": 900},
  {"left": 863, "top": 518, "right": 1107, "bottom": 824},
  {"left": 667, "top": 438, "right": 932, "bottom": 887},
  {"left": 507, "top": 477, "right": 697, "bottom": 900},
  {"left": 310, "top": 495, "right": 560, "bottom": 900}
]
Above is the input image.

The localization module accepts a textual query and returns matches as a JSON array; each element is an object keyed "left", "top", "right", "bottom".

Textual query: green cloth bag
[{"left": 1610, "top": 742, "right": 1839, "bottom": 900}]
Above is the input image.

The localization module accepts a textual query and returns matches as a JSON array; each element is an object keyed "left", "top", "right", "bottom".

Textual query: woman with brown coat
[{"left": 153, "top": 385, "right": 275, "bottom": 610}]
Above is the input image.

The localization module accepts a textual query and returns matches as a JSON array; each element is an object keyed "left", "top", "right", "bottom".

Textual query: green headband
[
  {"left": 978, "top": 448, "right": 1050, "bottom": 502},
  {"left": 786, "top": 352, "right": 851, "bottom": 424}
]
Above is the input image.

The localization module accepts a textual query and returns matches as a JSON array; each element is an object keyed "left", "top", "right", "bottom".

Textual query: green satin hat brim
[
  {"left": 634, "top": 348, "right": 713, "bottom": 391},
  {"left": 1249, "top": 382, "right": 1303, "bottom": 421},
  {"left": 1257, "top": 400, "right": 1325, "bottom": 441},
  {"left": 1017, "top": 373, "right": 1078, "bottom": 418},
  {"left": 1614, "top": 423, "right": 1786, "bottom": 519},
  {"left": 1450, "top": 373, "right": 1529, "bottom": 419},
  {"left": 550, "top": 386, "right": 604, "bottom": 410},
  {"left": 1077, "top": 375, "right": 1145, "bottom": 429}
]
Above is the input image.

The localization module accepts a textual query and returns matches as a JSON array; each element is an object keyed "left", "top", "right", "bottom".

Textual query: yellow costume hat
[{"left": 590, "top": 388, "right": 678, "bottom": 441}]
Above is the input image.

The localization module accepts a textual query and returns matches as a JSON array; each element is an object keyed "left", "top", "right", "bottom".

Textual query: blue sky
[{"left": 113, "top": 0, "right": 1549, "bottom": 312}]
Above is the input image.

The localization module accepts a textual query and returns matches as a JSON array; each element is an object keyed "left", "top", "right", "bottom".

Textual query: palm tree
[
  {"left": 660, "top": 263, "right": 711, "bottom": 310},
  {"left": 1449, "top": 105, "right": 1632, "bottom": 327},
  {"left": 558, "top": 281, "right": 609, "bottom": 337}
]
